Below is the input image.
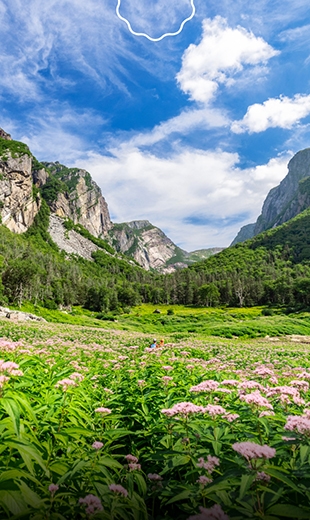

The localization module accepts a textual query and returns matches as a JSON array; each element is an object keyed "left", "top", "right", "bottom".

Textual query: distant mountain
[
  {"left": 0, "top": 129, "right": 223, "bottom": 272},
  {"left": 108, "top": 220, "right": 223, "bottom": 273},
  {"left": 232, "top": 148, "right": 310, "bottom": 245}
]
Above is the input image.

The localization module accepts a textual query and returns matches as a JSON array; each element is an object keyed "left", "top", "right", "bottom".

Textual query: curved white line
[{"left": 116, "top": 0, "right": 196, "bottom": 42}]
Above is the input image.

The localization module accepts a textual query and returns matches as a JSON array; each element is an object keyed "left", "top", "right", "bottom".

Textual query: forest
[{"left": 1, "top": 196, "right": 310, "bottom": 313}]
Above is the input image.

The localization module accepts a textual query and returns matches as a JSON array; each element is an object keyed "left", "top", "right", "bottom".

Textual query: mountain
[
  {"left": 0, "top": 129, "right": 223, "bottom": 271},
  {"left": 108, "top": 221, "right": 223, "bottom": 273},
  {"left": 231, "top": 148, "right": 310, "bottom": 245}
]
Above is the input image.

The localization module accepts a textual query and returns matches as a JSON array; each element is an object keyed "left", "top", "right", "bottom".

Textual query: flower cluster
[
  {"left": 79, "top": 494, "right": 103, "bottom": 516},
  {"left": 232, "top": 441, "right": 276, "bottom": 460}
]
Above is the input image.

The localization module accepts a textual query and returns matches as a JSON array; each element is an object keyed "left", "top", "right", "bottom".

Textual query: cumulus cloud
[
  {"left": 79, "top": 146, "right": 290, "bottom": 250},
  {"left": 231, "top": 94, "right": 310, "bottom": 133},
  {"left": 176, "top": 16, "right": 279, "bottom": 104}
]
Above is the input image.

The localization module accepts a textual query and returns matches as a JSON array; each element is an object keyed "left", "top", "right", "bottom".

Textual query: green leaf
[
  {"left": 1, "top": 398, "right": 20, "bottom": 437},
  {"left": 267, "top": 504, "right": 310, "bottom": 518},
  {"left": 239, "top": 474, "right": 255, "bottom": 500},
  {"left": 300, "top": 445, "right": 310, "bottom": 464},
  {"left": 166, "top": 489, "right": 191, "bottom": 505},
  {"left": 98, "top": 456, "right": 123, "bottom": 469},
  {"left": 266, "top": 468, "right": 302, "bottom": 493},
  {"left": 19, "top": 481, "right": 43, "bottom": 509},
  {"left": 0, "top": 490, "right": 28, "bottom": 515}
]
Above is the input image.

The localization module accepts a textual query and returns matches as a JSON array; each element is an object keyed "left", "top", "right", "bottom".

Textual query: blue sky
[{"left": 1, "top": 0, "right": 310, "bottom": 250}]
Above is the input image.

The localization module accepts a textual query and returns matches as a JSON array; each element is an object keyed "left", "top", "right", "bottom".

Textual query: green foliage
[
  {"left": 0, "top": 322, "right": 310, "bottom": 518},
  {"left": 0, "top": 138, "right": 31, "bottom": 160},
  {"left": 41, "top": 175, "right": 66, "bottom": 204}
]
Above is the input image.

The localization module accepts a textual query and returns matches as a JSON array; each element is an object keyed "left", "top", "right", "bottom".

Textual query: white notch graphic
[{"left": 116, "top": 0, "right": 196, "bottom": 41}]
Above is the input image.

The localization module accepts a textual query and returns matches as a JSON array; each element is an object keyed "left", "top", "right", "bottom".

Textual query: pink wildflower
[
  {"left": 92, "top": 441, "right": 103, "bottom": 450},
  {"left": 240, "top": 390, "right": 273, "bottom": 410},
  {"left": 95, "top": 407, "right": 112, "bottom": 414},
  {"left": 48, "top": 483, "right": 59, "bottom": 495},
  {"left": 69, "top": 372, "right": 84, "bottom": 382},
  {"left": 196, "top": 476, "right": 212, "bottom": 485},
  {"left": 109, "top": 484, "right": 128, "bottom": 497},
  {"left": 284, "top": 415, "right": 310, "bottom": 434},
  {"left": 190, "top": 380, "right": 219, "bottom": 392},
  {"left": 79, "top": 494, "right": 103, "bottom": 516},
  {"left": 0, "top": 361, "right": 19, "bottom": 373},
  {"left": 239, "top": 381, "right": 265, "bottom": 391},
  {"left": 0, "top": 375, "right": 10, "bottom": 387},
  {"left": 188, "top": 504, "right": 229, "bottom": 520},
  {"left": 128, "top": 463, "right": 141, "bottom": 471},
  {"left": 259, "top": 411, "right": 275, "bottom": 418},
  {"left": 161, "top": 402, "right": 207, "bottom": 418},
  {"left": 205, "top": 404, "right": 226, "bottom": 417},
  {"left": 232, "top": 441, "right": 276, "bottom": 460},
  {"left": 138, "top": 380, "right": 145, "bottom": 387},
  {"left": 256, "top": 471, "right": 271, "bottom": 482},
  {"left": 125, "top": 454, "right": 139, "bottom": 463},
  {"left": 55, "top": 378, "right": 77, "bottom": 391},
  {"left": 147, "top": 473, "right": 163, "bottom": 481},
  {"left": 162, "top": 365, "right": 173, "bottom": 370},
  {"left": 197, "top": 455, "right": 220, "bottom": 473},
  {"left": 223, "top": 413, "right": 239, "bottom": 422},
  {"left": 221, "top": 380, "right": 239, "bottom": 386}
]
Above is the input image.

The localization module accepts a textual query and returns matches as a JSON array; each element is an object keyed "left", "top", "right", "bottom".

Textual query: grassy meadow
[{"left": 1, "top": 309, "right": 310, "bottom": 518}]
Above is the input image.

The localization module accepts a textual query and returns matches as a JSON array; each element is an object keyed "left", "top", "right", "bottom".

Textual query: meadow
[{"left": 1, "top": 311, "right": 310, "bottom": 520}]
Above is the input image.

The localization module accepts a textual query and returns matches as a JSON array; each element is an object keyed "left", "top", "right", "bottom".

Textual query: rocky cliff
[
  {"left": 232, "top": 148, "right": 310, "bottom": 245},
  {"left": 40, "top": 162, "right": 112, "bottom": 238},
  {"left": 109, "top": 221, "right": 223, "bottom": 273},
  {"left": 0, "top": 133, "right": 41, "bottom": 233},
  {"left": 0, "top": 128, "right": 222, "bottom": 272}
]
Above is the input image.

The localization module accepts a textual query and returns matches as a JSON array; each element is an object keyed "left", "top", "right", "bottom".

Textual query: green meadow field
[{"left": 1, "top": 307, "right": 310, "bottom": 518}]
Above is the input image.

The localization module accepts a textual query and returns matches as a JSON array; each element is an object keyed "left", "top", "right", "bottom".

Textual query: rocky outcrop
[
  {"left": 0, "top": 129, "right": 11, "bottom": 140},
  {"left": 0, "top": 152, "right": 41, "bottom": 233},
  {"left": 230, "top": 223, "right": 256, "bottom": 246},
  {"left": 109, "top": 220, "right": 184, "bottom": 272},
  {"left": 48, "top": 214, "right": 99, "bottom": 261},
  {"left": 43, "top": 163, "right": 112, "bottom": 238},
  {"left": 232, "top": 149, "right": 310, "bottom": 245},
  {"left": 0, "top": 306, "right": 46, "bottom": 322}
]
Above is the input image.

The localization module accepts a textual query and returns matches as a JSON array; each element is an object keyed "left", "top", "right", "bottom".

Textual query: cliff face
[
  {"left": 41, "top": 162, "right": 112, "bottom": 238},
  {"left": 232, "top": 148, "right": 310, "bottom": 245},
  {"left": 0, "top": 146, "right": 41, "bottom": 233},
  {"left": 109, "top": 221, "right": 187, "bottom": 272}
]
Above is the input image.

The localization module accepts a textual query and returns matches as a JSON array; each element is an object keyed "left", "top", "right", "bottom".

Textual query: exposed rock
[
  {"left": 230, "top": 223, "right": 256, "bottom": 246},
  {"left": 0, "top": 306, "right": 46, "bottom": 322},
  {"left": 48, "top": 214, "right": 99, "bottom": 261},
  {"left": 44, "top": 163, "right": 112, "bottom": 238},
  {"left": 0, "top": 152, "right": 41, "bottom": 233},
  {"left": 232, "top": 148, "right": 310, "bottom": 245},
  {"left": 32, "top": 168, "right": 49, "bottom": 187},
  {"left": 0, "top": 129, "right": 12, "bottom": 140}
]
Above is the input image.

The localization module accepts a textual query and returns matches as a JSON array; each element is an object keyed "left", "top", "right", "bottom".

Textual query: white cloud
[
  {"left": 176, "top": 16, "right": 279, "bottom": 104},
  {"left": 231, "top": 94, "right": 310, "bottom": 133},
  {"left": 78, "top": 146, "right": 290, "bottom": 250}
]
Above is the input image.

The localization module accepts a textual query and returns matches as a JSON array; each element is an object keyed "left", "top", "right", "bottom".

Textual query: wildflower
[
  {"left": 232, "top": 441, "right": 276, "bottom": 460},
  {"left": 92, "top": 441, "right": 103, "bottom": 450},
  {"left": 0, "top": 375, "right": 10, "bottom": 387},
  {"left": 240, "top": 390, "right": 273, "bottom": 410},
  {"left": 109, "top": 484, "right": 128, "bottom": 497},
  {"left": 259, "top": 410, "right": 275, "bottom": 418},
  {"left": 190, "top": 380, "right": 219, "bottom": 392},
  {"left": 128, "top": 463, "right": 141, "bottom": 471},
  {"left": 162, "top": 365, "right": 173, "bottom": 370},
  {"left": 48, "top": 484, "right": 59, "bottom": 496},
  {"left": 161, "top": 402, "right": 207, "bottom": 418},
  {"left": 223, "top": 413, "right": 239, "bottom": 422},
  {"left": 188, "top": 504, "right": 229, "bottom": 520},
  {"left": 147, "top": 473, "right": 163, "bottom": 481},
  {"left": 255, "top": 471, "right": 271, "bottom": 482},
  {"left": 95, "top": 407, "right": 112, "bottom": 414},
  {"left": 79, "top": 494, "right": 103, "bottom": 516},
  {"left": 103, "top": 388, "right": 114, "bottom": 394},
  {"left": 69, "top": 372, "right": 84, "bottom": 382},
  {"left": 284, "top": 415, "right": 310, "bottom": 434},
  {"left": 196, "top": 476, "right": 212, "bottom": 486},
  {"left": 221, "top": 379, "right": 239, "bottom": 386},
  {"left": 162, "top": 376, "right": 173, "bottom": 383},
  {"left": 239, "top": 381, "right": 265, "bottom": 391},
  {"left": 55, "top": 378, "right": 77, "bottom": 391},
  {"left": 138, "top": 379, "right": 145, "bottom": 387},
  {"left": 10, "top": 369, "right": 23, "bottom": 376},
  {"left": 205, "top": 404, "right": 226, "bottom": 417},
  {"left": 0, "top": 361, "right": 20, "bottom": 373},
  {"left": 197, "top": 455, "right": 220, "bottom": 473}
]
